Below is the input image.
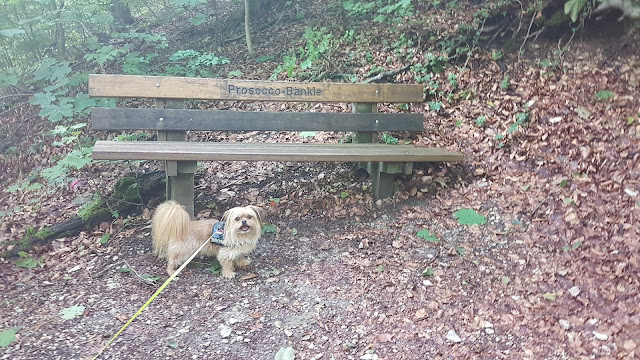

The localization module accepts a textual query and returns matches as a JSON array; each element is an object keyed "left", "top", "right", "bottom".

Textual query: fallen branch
[
  {"left": 363, "top": 64, "right": 412, "bottom": 84},
  {"left": 2, "top": 171, "right": 165, "bottom": 257}
]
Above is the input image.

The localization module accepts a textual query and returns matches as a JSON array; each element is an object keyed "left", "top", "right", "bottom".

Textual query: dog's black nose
[{"left": 242, "top": 220, "right": 247, "bottom": 225}]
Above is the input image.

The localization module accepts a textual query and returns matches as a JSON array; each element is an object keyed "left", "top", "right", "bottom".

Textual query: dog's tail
[{"left": 151, "top": 200, "right": 190, "bottom": 259}]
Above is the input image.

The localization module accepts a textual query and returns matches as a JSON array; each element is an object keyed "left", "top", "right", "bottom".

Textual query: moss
[
  {"left": 114, "top": 177, "right": 141, "bottom": 204},
  {"left": 34, "top": 228, "right": 55, "bottom": 239},
  {"left": 77, "top": 195, "right": 104, "bottom": 221}
]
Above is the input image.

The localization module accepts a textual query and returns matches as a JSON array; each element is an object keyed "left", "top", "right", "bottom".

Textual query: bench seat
[{"left": 92, "top": 140, "right": 464, "bottom": 162}]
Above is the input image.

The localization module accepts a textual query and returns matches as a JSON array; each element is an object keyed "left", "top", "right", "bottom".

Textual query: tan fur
[{"left": 151, "top": 200, "right": 263, "bottom": 278}]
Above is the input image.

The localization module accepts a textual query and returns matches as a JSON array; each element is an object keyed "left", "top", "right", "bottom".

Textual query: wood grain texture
[
  {"left": 88, "top": 74, "right": 424, "bottom": 103},
  {"left": 90, "top": 108, "right": 424, "bottom": 131},
  {"left": 92, "top": 141, "right": 464, "bottom": 162}
]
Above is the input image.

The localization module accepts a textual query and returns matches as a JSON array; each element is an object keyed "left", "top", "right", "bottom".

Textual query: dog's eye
[
  {"left": 247, "top": 215, "right": 252, "bottom": 219},
  {"left": 235, "top": 217, "right": 240, "bottom": 221}
]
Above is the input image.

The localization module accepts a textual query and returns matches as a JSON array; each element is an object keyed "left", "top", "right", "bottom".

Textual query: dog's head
[{"left": 222, "top": 205, "right": 263, "bottom": 245}]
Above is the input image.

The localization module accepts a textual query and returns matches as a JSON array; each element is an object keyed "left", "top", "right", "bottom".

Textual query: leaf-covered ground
[{"left": 1, "top": 1, "right": 639, "bottom": 359}]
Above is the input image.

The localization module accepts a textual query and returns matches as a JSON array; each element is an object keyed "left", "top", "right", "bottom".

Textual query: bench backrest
[{"left": 89, "top": 75, "right": 425, "bottom": 133}]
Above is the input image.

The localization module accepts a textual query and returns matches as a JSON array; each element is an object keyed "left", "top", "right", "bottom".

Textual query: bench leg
[
  {"left": 370, "top": 162, "right": 395, "bottom": 200},
  {"left": 165, "top": 160, "right": 197, "bottom": 218}
]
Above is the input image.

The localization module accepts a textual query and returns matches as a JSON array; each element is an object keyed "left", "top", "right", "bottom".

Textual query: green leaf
[
  {"left": 118, "top": 267, "right": 132, "bottom": 273},
  {"left": 595, "top": 89, "right": 615, "bottom": 101},
  {"left": 421, "top": 267, "right": 434, "bottom": 277},
  {"left": 454, "top": 208, "right": 487, "bottom": 225},
  {"left": 0, "top": 328, "right": 19, "bottom": 347},
  {"left": 74, "top": 93, "right": 97, "bottom": 115},
  {"left": 501, "top": 276, "right": 510, "bottom": 285},
  {"left": 255, "top": 55, "right": 275, "bottom": 63},
  {"left": 300, "top": 131, "right": 316, "bottom": 138},
  {"left": 262, "top": 223, "right": 277, "bottom": 234},
  {"left": 189, "top": 13, "right": 207, "bottom": 26},
  {"left": 564, "top": 0, "right": 587, "bottom": 22},
  {"left": 0, "top": 28, "right": 26, "bottom": 37},
  {"left": 141, "top": 274, "right": 161, "bottom": 283},
  {"left": 340, "top": 192, "right": 349, "bottom": 199},
  {"left": 60, "top": 305, "right": 86, "bottom": 320},
  {"left": 209, "top": 259, "right": 222, "bottom": 274},
  {"left": 375, "top": 265, "right": 385, "bottom": 272},
  {"left": 100, "top": 234, "right": 111, "bottom": 244},
  {"left": 416, "top": 229, "right": 438, "bottom": 242},
  {"left": 275, "top": 346, "right": 296, "bottom": 360},
  {"left": 15, "top": 252, "right": 39, "bottom": 269},
  {"left": 0, "top": 74, "right": 19, "bottom": 87},
  {"left": 168, "top": 340, "right": 179, "bottom": 348},
  {"left": 542, "top": 292, "right": 557, "bottom": 301}
]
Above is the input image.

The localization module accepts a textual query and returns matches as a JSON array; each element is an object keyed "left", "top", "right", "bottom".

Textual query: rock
[
  {"left": 446, "top": 329, "right": 462, "bottom": 343},
  {"left": 360, "top": 353, "right": 379, "bottom": 360},
  {"left": 559, "top": 319, "right": 571, "bottom": 330},
  {"left": 568, "top": 286, "right": 580, "bottom": 297},
  {"left": 593, "top": 331, "right": 608, "bottom": 341},
  {"left": 219, "top": 325, "right": 232, "bottom": 338}
]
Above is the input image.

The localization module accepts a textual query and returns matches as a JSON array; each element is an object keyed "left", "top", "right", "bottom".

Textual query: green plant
[
  {"left": 421, "top": 267, "right": 435, "bottom": 277},
  {"left": 564, "top": 0, "right": 591, "bottom": 22},
  {"left": 300, "top": 27, "right": 332, "bottom": 71},
  {"left": 454, "top": 208, "right": 487, "bottom": 225},
  {"left": 209, "top": 259, "right": 222, "bottom": 274},
  {"left": 491, "top": 51, "right": 504, "bottom": 60},
  {"left": 417, "top": 229, "right": 438, "bottom": 242},
  {"left": 595, "top": 89, "right": 615, "bottom": 102},
  {"left": 429, "top": 101, "right": 443, "bottom": 112},
  {"left": 41, "top": 146, "right": 94, "bottom": 185},
  {"left": 165, "top": 50, "right": 230, "bottom": 77},
  {"left": 507, "top": 112, "right": 529, "bottom": 134},
  {"left": 0, "top": 328, "right": 19, "bottom": 348},
  {"left": 15, "top": 251, "right": 42, "bottom": 269},
  {"left": 60, "top": 305, "right": 86, "bottom": 320},
  {"left": 475, "top": 115, "right": 487, "bottom": 126},
  {"left": 77, "top": 195, "right": 103, "bottom": 221},
  {"left": 262, "top": 223, "right": 278, "bottom": 234},
  {"left": 447, "top": 73, "right": 458, "bottom": 89},
  {"left": 380, "top": 133, "right": 399, "bottom": 144},
  {"left": 375, "top": 0, "right": 414, "bottom": 23},
  {"left": 342, "top": 0, "right": 377, "bottom": 16},
  {"left": 501, "top": 74, "right": 511, "bottom": 90}
]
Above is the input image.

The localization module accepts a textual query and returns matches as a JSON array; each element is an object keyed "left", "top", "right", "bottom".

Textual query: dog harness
[{"left": 210, "top": 221, "right": 226, "bottom": 247}]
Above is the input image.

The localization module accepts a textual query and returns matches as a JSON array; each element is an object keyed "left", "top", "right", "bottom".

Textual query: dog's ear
[
  {"left": 248, "top": 205, "right": 264, "bottom": 223},
  {"left": 221, "top": 209, "right": 231, "bottom": 222}
]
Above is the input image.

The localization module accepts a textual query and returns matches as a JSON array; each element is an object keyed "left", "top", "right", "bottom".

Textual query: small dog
[{"left": 151, "top": 200, "right": 263, "bottom": 278}]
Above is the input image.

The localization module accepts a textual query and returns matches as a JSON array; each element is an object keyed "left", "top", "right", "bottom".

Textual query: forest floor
[{"left": 1, "top": 1, "right": 639, "bottom": 359}]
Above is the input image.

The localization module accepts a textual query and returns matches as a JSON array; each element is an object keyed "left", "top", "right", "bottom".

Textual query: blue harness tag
[{"left": 211, "top": 221, "right": 225, "bottom": 242}]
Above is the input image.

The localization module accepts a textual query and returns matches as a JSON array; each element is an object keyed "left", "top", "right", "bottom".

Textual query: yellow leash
[{"left": 92, "top": 238, "right": 211, "bottom": 359}]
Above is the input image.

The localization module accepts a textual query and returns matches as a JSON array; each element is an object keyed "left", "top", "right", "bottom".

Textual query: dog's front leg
[{"left": 219, "top": 259, "right": 236, "bottom": 278}]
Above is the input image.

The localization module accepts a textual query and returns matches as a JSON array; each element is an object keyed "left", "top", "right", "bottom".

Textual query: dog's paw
[
  {"left": 221, "top": 270, "right": 237, "bottom": 279},
  {"left": 236, "top": 257, "right": 251, "bottom": 267}
]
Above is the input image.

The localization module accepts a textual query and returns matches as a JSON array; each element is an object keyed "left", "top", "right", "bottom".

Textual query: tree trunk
[
  {"left": 52, "top": 0, "right": 66, "bottom": 58},
  {"left": 111, "top": 0, "right": 135, "bottom": 30},
  {"left": 245, "top": 0, "right": 254, "bottom": 57}
]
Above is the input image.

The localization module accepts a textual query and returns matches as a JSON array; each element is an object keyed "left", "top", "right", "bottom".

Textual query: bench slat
[
  {"left": 92, "top": 141, "right": 463, "bottom": 163},
  {"left": 91, "top": 108, "right": 425, "bottom": 132},
  {"left": 88, "top": 75, "right": 424, "bottom": 103}
]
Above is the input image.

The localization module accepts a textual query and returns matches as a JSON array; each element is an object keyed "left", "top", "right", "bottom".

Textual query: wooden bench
[{"left": 89, "top": 74, "right": 463, "bottom": 217}]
